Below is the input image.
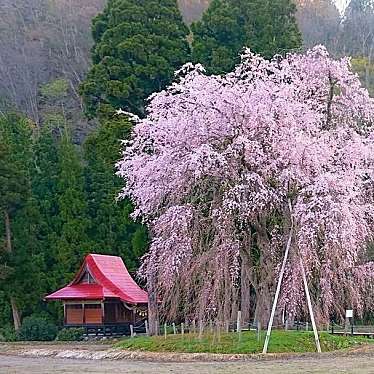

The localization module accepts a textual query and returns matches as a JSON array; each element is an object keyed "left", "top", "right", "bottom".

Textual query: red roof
[{"left": 45, "top": 254, "right": 148, "bottom": 304}]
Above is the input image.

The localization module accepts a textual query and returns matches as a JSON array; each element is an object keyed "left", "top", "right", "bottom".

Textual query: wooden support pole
[
  {"left": 164, "top": 323, "right": 167, "bottom": 339},
  {"left": 300, "top": 259, "right": 321, "bottom": 353},
  {"left": 130, "top": 324, "right": 134, "bottom": 338},
  {"left": 172, "top": 322, "right": 177, "bottom": 335},
  {"left": 181, "top": 323, "right": 184, "bottom": 336},
  {"left": 263, "top": 200, "right": 294, "bottom": 354},
  {"left": 257, "top": 321, "right": 261, "bottom": 342}
]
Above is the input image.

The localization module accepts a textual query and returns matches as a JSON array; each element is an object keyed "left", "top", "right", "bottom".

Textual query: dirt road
[
  {"left": 1, "top": 353, "right": 374, "bottom": 374},
  {"left": 1, "top": 343, "right": 374, "bottom": 374}
]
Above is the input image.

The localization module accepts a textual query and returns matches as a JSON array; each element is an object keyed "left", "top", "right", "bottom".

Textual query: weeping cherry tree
[{"left": 117, "top": 46, "right": 374, "bottom": 333}]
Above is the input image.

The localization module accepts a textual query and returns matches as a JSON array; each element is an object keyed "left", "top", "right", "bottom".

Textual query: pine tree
[
  {"left": 84, "top": 115, "right": 148, "bottom": 271},
  {"left": 80, "top": 0, "right": 190, "bottom": 118},
  {"left": 192, "top": 0, "right": 302, "bottom": 74}
]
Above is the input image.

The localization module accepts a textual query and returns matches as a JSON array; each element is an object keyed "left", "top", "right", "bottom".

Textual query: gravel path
[{"left": 1, "top": 343, "right": 374, "bottom": 374}]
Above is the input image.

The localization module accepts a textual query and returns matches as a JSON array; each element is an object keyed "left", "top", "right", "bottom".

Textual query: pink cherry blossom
[{"left": 117, "top": 46, "right": 374, "bottom": 324}]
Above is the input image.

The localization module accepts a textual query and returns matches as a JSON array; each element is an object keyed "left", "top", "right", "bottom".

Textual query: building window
[{"left": 79, "top": 269, "right": 96, "bottom": 284}]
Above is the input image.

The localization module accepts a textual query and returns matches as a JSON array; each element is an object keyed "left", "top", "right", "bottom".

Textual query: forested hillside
[
  {"left": 0, "top": 0, "right": 207, "bottom": 142},
  {"left": 0, "top": 0, "right": 107, "bottom": 141},
  {"left": 1, "top": 0, "right": 373, "bottom": 140}
]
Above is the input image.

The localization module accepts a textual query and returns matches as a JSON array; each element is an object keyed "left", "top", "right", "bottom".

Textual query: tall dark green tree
[
  {"left": 192, "top": 0, "right": 302, "bottom": 74},
  {"left": 54, "top": 129, "right": 90, "bottom": 284},
  {"left": 80, "top": 0, "right": 190, "bottom": 117},
  {"left": 84, "top": 114, "right": 148, "bottom": 271},
  {"left": 30, "top": 125, "right": 63, "bottom": 323},
  {"left": 0, "top": 113, "right": 41, "bottom": 330}
]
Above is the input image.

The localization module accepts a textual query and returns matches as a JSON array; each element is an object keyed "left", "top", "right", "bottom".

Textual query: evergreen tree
[
  {"left": 84, "top": 115, "right": 148, "bottom": 271},
  {"left": 54, "top": 129, "right": 90, "bottom": 284},
  {"left": 0, "top": 113, "right": 40, "bottom": 330},
  {"left": 192, "top": 0, "right": 302, "bottom": 74},
  {"left": 31, "top": 125, "right": 63, "bottom": 322},
  {"left": 80, "top": 0, "right": 190, "bottom": 118},
  {"left": 32, "top": 125, "right": 60, "bottom": 285}
]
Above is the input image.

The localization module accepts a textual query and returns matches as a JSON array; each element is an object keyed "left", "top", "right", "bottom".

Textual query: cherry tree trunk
[
  {"left": 147, "top": 273, "right": 159, "bottom": 336},
  {"left": 254, "top": 286, "right": 272, "bottom": 327},
  {"left": 254, "top": 281, "right": 284, "bottom": 327},
  {"left": 253, "top": 219, "right": 279, "bottom": 327},
  {"left": 240, "top": 245, "right": 252, "bottom": 322}
]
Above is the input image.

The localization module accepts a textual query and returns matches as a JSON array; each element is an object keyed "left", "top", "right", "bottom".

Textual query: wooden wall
[
  {"left": 66, "top": 304, "right": 83, "bottom": 324},
  {"left": 65, "top": 303, "right": 102, "bottom": 325}
]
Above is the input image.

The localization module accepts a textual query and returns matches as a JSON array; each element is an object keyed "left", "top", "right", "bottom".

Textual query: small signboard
[{"left": 346, "top": 309, "right": 353, "bottom": 318}]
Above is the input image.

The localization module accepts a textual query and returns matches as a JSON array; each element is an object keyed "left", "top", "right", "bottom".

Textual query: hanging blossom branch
[{"left": 117, "top": 45, "right": 374, "bottom": 323}]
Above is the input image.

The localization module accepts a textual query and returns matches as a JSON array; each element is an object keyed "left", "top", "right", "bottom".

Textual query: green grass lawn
[{"left": 116, "top": 330, "right": 373, "bottom": 354}]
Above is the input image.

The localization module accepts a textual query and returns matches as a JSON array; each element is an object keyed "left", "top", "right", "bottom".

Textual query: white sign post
[
  {"left": 346, "top": 310, "right": 353, "bottom": 318},
  {"left": 345, "top": 309, "right": 353, "bottom": 335}
]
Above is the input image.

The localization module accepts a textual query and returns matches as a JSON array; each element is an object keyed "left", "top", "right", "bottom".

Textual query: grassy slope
[{"left": 116, "top": 331, "right": 373, "bottom": 354}]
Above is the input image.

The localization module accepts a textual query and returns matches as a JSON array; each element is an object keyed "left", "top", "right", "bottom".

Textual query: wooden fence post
[
  {"left": 145, "top": 320, "right": 149, "bottom": 336},
  {"left": 257, "top": 321, "right": 261, "bottom": 342},
  {"left": 216, "top": 321, "right": 221, "bottom": 343},
  {"left": 198, "top": 320, "right": 204, "bottom": 340},
  {"left": 344, "top": 317, "right": 349, "bottom": 336},
  {"left": 181, "top": 323, "right": 184, "bottom": 336},
  {"left": 130, "top": 325, "right": 134, "bottom": 338},
  {"left": 237, "top": 311, "right": 242, "bottom": 333},
  {"left": 237, "top": 311, "right": 242, "bottom": 341},
  {"left": 172, "top": 322, "right": 177, "bottom": 335},
  {"left": 154, "top": 319, "right": 159, "bottom": 336},
  {"left": 164, "top": 323, "right": 167, "bottom": 339},
  {"left": 225, "top": 320, "right": 229, "bottom": 333}
]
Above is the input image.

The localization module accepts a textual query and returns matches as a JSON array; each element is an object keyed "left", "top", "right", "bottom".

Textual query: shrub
[
  {"left": 40, "top": 79, "right": 69, "bottom": 99},
  {"left": 56, "top": 327, "right": 84, "bottom": 341},
  {"left": 0, "top": 325, "right": 17, "bottom": 342},
  {"left": 18, "top": 315, "right": 57, "bottom": 341}
]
